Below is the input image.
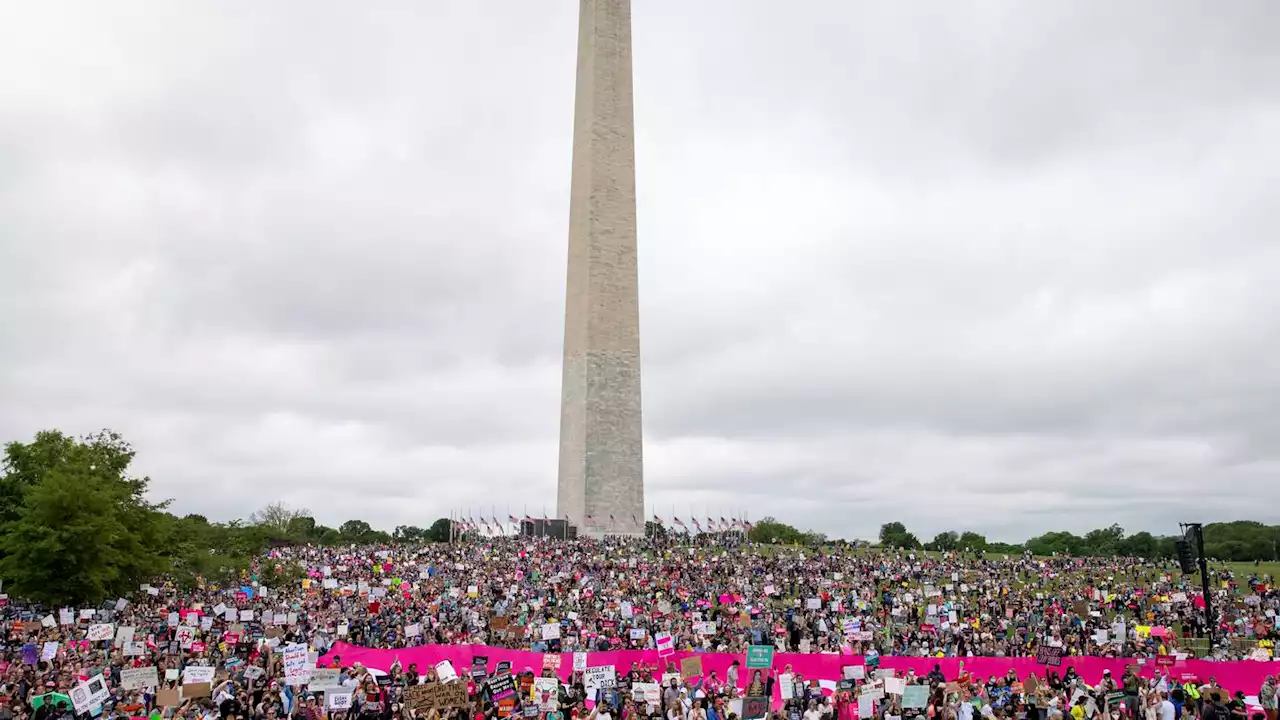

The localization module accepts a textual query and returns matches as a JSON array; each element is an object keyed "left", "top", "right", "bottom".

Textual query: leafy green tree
[
  {"left": 1120, "top": 531, "right": 1158, "bottom": 559},
  {"left": 879, "top": 522, "right": 907, "bottom": 543},
  {"left": 339, "top": 519, "right": 373, "bottom": 538},
  {"left": 1025, "top": 530, "right": 1084, "bottom": 556},
  {"left": 0, "top": 431, "right": 169, "bottom": 606},
  {"left": 425, "top": 518, "right": 452, "bottom": 543},
  {"left": 926, "top": 531, "right": 958, "bottom": 551},
  {"left": 287, "top": 515, "right": 318, "bottom": 539},
  {"left": 957, "top": 531, "right": 987, "bottom": 552},
  {"left": 748, "top": 517, "right": 807, "bottom": 544},
  {"left": 393, "top": 525, "right": 426, "bottom": 543},
  {"left": 879, "top": 522, "right": 921, "bottom": 549}
]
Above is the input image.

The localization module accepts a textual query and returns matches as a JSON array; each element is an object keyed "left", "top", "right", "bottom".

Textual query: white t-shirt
[
  {"left": 1159, "top": 701, "right": 1175, "bottom": 720},
  {"left": 804, "top": 710, "right": 823, "bottom": 720}
]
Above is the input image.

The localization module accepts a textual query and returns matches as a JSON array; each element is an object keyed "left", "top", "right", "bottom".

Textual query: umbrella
[{"left": 30, "top": 693, "right": 72, "bottom": 710}]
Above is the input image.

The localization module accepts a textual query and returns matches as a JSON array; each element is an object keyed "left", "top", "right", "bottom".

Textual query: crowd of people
[{"left": 2, "top": 535, "right": 1279, "bottom": 720}]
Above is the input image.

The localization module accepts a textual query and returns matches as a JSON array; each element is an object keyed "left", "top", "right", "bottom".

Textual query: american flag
[{"left": 653, "top": 514, "right": 664, "bottom": 525}]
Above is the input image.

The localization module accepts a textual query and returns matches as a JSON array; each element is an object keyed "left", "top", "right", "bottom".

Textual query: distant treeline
[{"left": 745, "top": 517, "right": 1280, "bottom": 563}]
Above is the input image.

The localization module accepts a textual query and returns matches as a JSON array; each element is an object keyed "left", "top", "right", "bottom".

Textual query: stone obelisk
[{"left": 556, "top": 0, "right": 645, "bottom": 538}]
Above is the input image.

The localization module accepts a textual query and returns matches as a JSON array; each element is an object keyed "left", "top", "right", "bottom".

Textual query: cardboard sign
[
  {"left": 406, "top": 683, "right": 470, "bottom": 711},
  {"left": 681, "top": 656, "right": 703, "bottom": 679}
]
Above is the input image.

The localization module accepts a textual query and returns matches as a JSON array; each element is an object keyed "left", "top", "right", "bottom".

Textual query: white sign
[
  {"left": 60, "top": 609, "right": 75, "bottom": 626},
  {"left": 116, "top": 626, "right": 136, "bottom": 644},
  {"left": 283, "top": 644, "right": 311, "bottom": 685},
  {"left": 70, "top": 675, "right": 110, "bottom": 713},
  {"left": 535, "top": 677, "right": 561, "bottom": 710},
  {"left": 243, "top": 666, "right": 265, "bottom": 680},
  {"left": 87, "top": 624, "right": 115, "bottom": 642},
  {"left": 633, "top": 683, "right": 661, "bottom": 704},
  {"left": 183, "top": 666, "right": 216, "bottom": 684},
  {"left": 176, "top": 626, "right": 196, "bottom": 649},
  {"left": 435, "top": 660, "right": 458, "bottom": 683},
  {"left": 240, "top": 610, "right": 254, "bottom": 622},
  {"left": 541, "top": 623, "right": 560, "bottom": 640},
  {"left": 121, "top": 666, "right": 160, "bottom": 690},
  {"left": 327, "top": 693, "right": 353, "bottom": 710},
  {"left": 41, "top": 642, "right": 59, "bottom": 661},
  {"left": 124, "top": 641, "right": 147, "bottom": 657},
  {"left": 404, "top": 623, "right": 421, "bottom": 637},
  {"left": 573, "top": 652, "right": 588, "bottom": 672},
  {"left": 780, "top": 673, "right": 795, "bottom": 700},
  {"left": 584, "top": 665, "right": 616, "bottom": 695},
  {"left": 309, "top": 668, "right": 341, "bottom": 691}
]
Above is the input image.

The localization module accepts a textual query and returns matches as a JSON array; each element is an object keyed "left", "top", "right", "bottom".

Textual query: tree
[
  {"left": 0, "top": 431, "right": 169, "bottom": 606},
  {"left": 339, "top": 519, "right": 373, "bottom": 539},
  {"left": 957, "top": 531, "right": 988, "bottom": 552},
  {"left": 1121, "top": 531, "right": 1158, "bottom": 559},
  {"left": 748, "top": 517, "right": 807, "bottom": 545},
  {"left": 1025, "top": 531, "right": 1084, "bottom": 556},
  {"left": 879, "top": 522, "right": 921, "bottom": 549},
  {"left": 250, "top": 502, "right": 311, "bottom": 534},
  {"left": 425, "top": 518, "right": 452, "bottom": 543},
  {"left": 926, "top": 531, "right": 959, "bottom": 552},
  {"left": 393, "top": 525, "right": 426, "bottom": 543},
  {"left": 879, "top": 522, "right": 907, "bottom": 543}
]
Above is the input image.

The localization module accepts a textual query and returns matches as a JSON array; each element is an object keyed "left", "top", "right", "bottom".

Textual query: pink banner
[{"left": 319, "top": 643, "right": 1273, "bottom": 696}]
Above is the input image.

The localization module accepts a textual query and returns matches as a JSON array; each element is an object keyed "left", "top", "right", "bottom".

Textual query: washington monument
[{"left": 556, "top": 0, "right": 645, "bottom": 538}]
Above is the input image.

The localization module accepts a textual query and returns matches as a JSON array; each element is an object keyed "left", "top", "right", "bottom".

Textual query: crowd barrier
[{"left": 318, "top": 643, "right": 1276, "bottom": 697}]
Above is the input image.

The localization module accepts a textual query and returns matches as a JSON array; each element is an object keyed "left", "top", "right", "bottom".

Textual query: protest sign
[
  {"left": 681, "top": 656, "right": 703, "bottom": 679},
  {"left": 283, "top": 644, "right": 311, "bottom": 685},
  {"left": 1035, "top": 645, "right": 1064, "bottom": 666},
  {"left": 70, "top": 675, "right": 110, "bottom": 713},
  {"left": 182, "top": 666, "right": 215, "bottom": 685},
  {"left": 585, "top": 665, "right": 616, "bottom": 696},
  {"left": 121, "top": 666, "right": 159, "bottom": 690},
  {"left": 406, "top": 682, "right": 470, "bottom": 711},
  {"left": 746, "top": 645, "right": 774, "bottom": 669}
]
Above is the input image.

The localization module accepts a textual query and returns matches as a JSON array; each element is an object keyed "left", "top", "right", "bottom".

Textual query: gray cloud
[{"left": 2, "top": 0, "right": 1278, "bottom": 543}]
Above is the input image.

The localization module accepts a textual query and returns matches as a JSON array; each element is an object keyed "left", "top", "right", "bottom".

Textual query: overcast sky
[{"left": 2, "top": 1, "right": 1278, "bottom": 543}]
